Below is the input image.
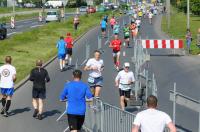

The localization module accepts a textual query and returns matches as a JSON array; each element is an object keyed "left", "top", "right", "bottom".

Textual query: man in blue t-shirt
[
  {"left": 57, "top": 36, "right": 66, "bottom": 72},
  {"left": 101, "top": 18, "right": 107, "bottom": 38},
  {"left": 60, "top": 70, "right": 93, "bottom": 131},
  {"left": 113, "top": 21, "right": 120, "bottom": 37}
]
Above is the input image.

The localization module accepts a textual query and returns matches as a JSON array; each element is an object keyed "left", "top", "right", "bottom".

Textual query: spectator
[
  {"left": 29, "top": 60, "right": 50, "bottom": 120},
  {"left": 60, "top": 70, "right": 93, "bottom": 132},
  {"left": 0, "top": 56, "right": 16, "bottom": 117},
  {"left": 185, "top": 29, "right": 192, "bottom": 53},
  {"left": 132, "top": 95, "right": 176, "bottom": 132},
  {"left": 57, "top": 36, "right": 66, "bottom": 72},
  {"left": 73, "top": 15, "right": 80, "bottom": 30}
]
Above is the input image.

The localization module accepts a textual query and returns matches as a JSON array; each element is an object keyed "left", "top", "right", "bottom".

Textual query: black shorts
[
  {"left": 67, "top": 48, "right": 73, "bottom": 56},
  {"left": 119, "top": 89, "right": 131, "bottom": 98},
  {"left": 124, "top": 36, "right": 130, "bottom": 39},
  {"left": 67, "top": 114, "right": 85, "bottom": 131},
  {"left": 101, "top": 28, "right": 106, "bottom": 32},
  {"left": 32, "top": 89, "right": 46, "bottom": 99}
]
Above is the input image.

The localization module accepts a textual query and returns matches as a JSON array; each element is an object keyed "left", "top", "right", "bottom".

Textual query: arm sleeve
[
  {"left": 60, "top": 83, "right": 68, "bottom": 101},
  {"left": 164, "top": 113, "right": 172, "bottom": 124},
  {"left": 29, "top": 69, "right": 34, "bottom": 81},
  {"left": 45, "top": 70, "right": 50, "bottom": 82},
  {"left": 133, "top": 113, "right": 141, "bottom": 126},
  {"left": 85, "top": 85, "right": 93, "bottom": 99}
]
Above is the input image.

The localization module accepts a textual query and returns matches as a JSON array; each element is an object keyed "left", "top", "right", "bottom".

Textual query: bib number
[{"left": 88, "top": 77, "right": 95, "bottom": 84}]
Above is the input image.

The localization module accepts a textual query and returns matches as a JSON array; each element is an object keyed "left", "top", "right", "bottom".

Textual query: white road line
[
  {"left": 7, "top": 32, "right": 17, "bottom": 36},
  {"left": 30, "top": 25, "right": 43, "bottom": 28}
]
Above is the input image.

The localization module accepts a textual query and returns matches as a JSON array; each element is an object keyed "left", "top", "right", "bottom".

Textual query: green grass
[
  {"left": 162, "top": 6, "right": 200, "bottom": 55},
  {"left": 0, "top": 13, "right": 38, "bottom": 23},
  {"left": 0, "top": 7, "right": 37, "bottom": 14},
  {"left": 0, "top": 12, "right": 114, "bottom": 84}
]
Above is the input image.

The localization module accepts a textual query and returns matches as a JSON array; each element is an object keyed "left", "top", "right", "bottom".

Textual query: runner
[
  {"left": 138, "top": 10, "right": 143, "bottom": 19},
  {"left": 29, "top": 60, "right": 50, "bottom": 120},
  {"left": 104, "top": 15, "right": 108, "bottom": 23},
  {"left": 84, "top": 50, "right": 104, "bottom": 98},
  {"left": 148, "top": 12, "right": 153, "bottom": 24},
  {"left": 113, "top": 21, "right": 120, "bottom": 37},
  {"left": 73, "top": 15, "right": 80, "bottom": 30},
  {"left": 64, "top": 33, "right": 74, "bottom": 66},
  {"left": 115, "top": 62, "right": 135, "bottom": 111},
  {"left": 100, "top": 18, "right": 107, "bottom": 38},
  {"left": 57, "top": 36, "right": 66, "bottom": 72},
  {"left": 60, "top": 70, "right": 93, "bottom": 132},
  {"left": 109, "top": 35, "right": 122, "bottom": 71},
  {"left": 135, "top": 18, "right": 141, "bottom": 32},
  {"left": 123, "top": 24, "right": 130, "bottom": 48},
  {"left": 0, "top": 56, "right": 16, "bottom": 117},
  {"left": 109, "top": 16, "right": 116, "bottom": 29},
  {"left": 129, "top": 21, "right": 138, "bottom": 40}
]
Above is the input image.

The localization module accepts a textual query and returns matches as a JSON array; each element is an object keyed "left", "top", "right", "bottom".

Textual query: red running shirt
[
  {"left": 111, "top": 39, "right": 122, "bottom": 51},
  {"left": 65, "top": 37, "right": 73, "bottom": 48}
]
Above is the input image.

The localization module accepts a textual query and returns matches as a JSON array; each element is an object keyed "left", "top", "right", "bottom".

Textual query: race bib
[{"left": 88, "top": 77, "right": 95, "bottom": 84}]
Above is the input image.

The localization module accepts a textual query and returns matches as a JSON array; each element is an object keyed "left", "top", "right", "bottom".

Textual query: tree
[{"left": 191, "top": 0, "right": 200, "bottom": 15}]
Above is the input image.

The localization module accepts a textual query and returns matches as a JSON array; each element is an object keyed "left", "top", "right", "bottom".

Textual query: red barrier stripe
[
  {"left": 170, "top": 40, "right": 174, "bottom": 48},
  {"left": 179, "top": 40, "right": 184, "bottom": 48},
  {"left": 146, "top": 40, "right": 150, "bottom": 48},
  {"left": 154, "top": 40, "right": 158, "bottom": 48},
  {"left": 162, "top": 40, "right": 166, "bottom": 48}
]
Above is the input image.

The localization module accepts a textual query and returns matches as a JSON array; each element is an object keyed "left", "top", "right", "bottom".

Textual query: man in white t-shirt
[
  {"left": 148, "top": 12, "right": 153, "bottom": 24},
  {"left": 132, "top": 95, "right": 176, "bottom": 132},
  {"left": 115, "top": 62, "right": 135, "bottom": 110},
  {"left": 84, "top": 50, "right": 104, "bottom": 98},
  {"left": 0, "top": 56, "right": 16, "bottom": 117}
]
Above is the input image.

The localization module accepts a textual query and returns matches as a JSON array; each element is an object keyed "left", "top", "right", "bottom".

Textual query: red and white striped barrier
[
  {"left": 141, "top": 40, "right": 184, "bottom": 49},
  {"left": 10, "top": 16, "right": 15, "bottom": 29}
]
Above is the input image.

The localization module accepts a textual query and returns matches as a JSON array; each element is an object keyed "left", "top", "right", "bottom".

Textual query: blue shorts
[
  {"left": 1, "top": 88, "right": 14, "bottom": 96},
  {"left": 58, "top": 53, "right": 66, "bottom": 59},
  {"left": 88, "top": 76, "right": 103, "bottom": 87}
]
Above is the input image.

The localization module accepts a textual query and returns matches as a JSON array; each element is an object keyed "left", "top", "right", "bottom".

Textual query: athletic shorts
[
  {"left": 111, "top": 25, "right": 114, "bottom": 29},
  {"left": 88, "top": 76, "right": 103, "bottom": 87},
  {"left": 112, "top": 50, "right": 120, "bottom": 57},
  {"left": 114, "top": 33, "right": 119, "bottom": 35},
  {"left": 101, "top": 28, "right": 106, "bottom": 32},
  {"left": 67, "top": 48, "right": 73, "bottom": 56},
  {"left": 119, "top": 89, "right": 131, "bottom": 98},
  {"left": 124, "top": 36, "right": 130, "bottom": 39},
  {"left": 58, "top": 53, "right": 66, "bottom": 59},
  {"left": 67, "top": 114, "right": 85, "bottom": 131},
  {"left": 1, "top": 88, "right": 14, "bottom": 96},
  {"left": 32, "top": 89, "right": 46, "bottom": 99}
]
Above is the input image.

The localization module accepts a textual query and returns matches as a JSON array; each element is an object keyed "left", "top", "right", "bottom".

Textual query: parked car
[
  {"left": 0, "top": 23, "right": 7, "bottom": 40},
  {"left": 79, "top": 6, "right": 87, "bottom": 12},
  {"left": 24, "top": 3, "right": 36, "bottom": 8},
  {"left": 45, "top": 10, "right": 61, "bottom": 23},
  {"left": 87, "top": 6, "right": 96, "bottom": 14}
]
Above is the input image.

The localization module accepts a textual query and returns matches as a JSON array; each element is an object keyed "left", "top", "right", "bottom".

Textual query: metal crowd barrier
[{"left": 84, "top": 98, "right": 136, "bottom": 132}]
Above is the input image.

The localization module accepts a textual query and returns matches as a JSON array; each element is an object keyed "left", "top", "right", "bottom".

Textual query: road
[
  {"left": 0, "top": 14, "right": 199, "bottom": 132},
  {"left": 4, "top": 13, "right": 83, "bottom": 37}
]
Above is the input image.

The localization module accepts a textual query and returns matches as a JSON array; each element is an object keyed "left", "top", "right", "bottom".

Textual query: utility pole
[
  {"left": 166, "top": 0, "right": 170, "bottom": 32},
  {"left": 12, "top": 0, "right": 15, "bottom": 17},
  {"left": 187, "top": 0, "right": 190, "bottom": 29}
]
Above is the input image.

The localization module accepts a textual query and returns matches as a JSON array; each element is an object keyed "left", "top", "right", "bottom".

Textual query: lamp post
[
  {"left": 187, "top": 0, "right": 190, "bottom": 29},
  {"left": 12, "top": 0, "right": 15, "bottom": 17},
  {"left": 166, "top": 0, "right": 170, "bottom": 32}
]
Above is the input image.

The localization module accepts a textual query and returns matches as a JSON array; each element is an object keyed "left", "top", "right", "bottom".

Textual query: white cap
[{"left": 124, "top": 62, "right": 130, "bottom": 67}]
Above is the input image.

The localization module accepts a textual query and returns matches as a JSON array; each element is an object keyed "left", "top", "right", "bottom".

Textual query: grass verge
[
  {"left": 161, "top": 6, "right": 200, "bottom": 55},
  {"left": 0, "top": 7, "right": 37, "bottom": 14},
  {"left": 0, "top": 11, "right": 117, "bottom": 84}
]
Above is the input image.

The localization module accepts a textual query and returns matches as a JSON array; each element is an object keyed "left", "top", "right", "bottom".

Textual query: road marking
[
  {"left": 30, "top": 25, "right": 43, "bottom": 28},
  {"left": 7, "top": 32, "right": 17, "bottom": 36}
]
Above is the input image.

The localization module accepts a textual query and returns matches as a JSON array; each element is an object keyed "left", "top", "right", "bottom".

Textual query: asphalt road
[
  {"left": 0, "top": 13, "right": 199, "bottom": 132},
  {"left": 4, "top": 13, "right": 83, "bottom": 37}
]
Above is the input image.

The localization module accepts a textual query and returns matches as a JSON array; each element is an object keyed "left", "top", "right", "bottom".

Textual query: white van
[{"left": 45, "top": 10, "right": 61, "bottom": 23}]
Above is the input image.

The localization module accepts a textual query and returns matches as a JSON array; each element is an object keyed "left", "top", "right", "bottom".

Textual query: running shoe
[
  {"left": 3, "top": 111, "right": 9, "bottom": 117},
  {"left": 33, "top": 109, "right": 38, "bottom": 118},
  {"left": 37, "top": 114, "right": 42, "bottom": 120}
]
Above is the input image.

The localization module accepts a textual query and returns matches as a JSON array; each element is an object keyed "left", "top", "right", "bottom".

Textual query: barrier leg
[{"left": 56, "top": 111, "right": 66, "bottom": 122}]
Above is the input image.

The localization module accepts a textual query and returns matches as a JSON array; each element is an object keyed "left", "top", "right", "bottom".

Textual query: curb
[{"left": 14, "top": 25, "right": 99, "bottom": 91}]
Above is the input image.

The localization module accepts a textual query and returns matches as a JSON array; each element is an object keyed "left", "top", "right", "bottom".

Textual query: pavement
[{"left": 0, "top": 13, "right": 199, "bottom": 132}]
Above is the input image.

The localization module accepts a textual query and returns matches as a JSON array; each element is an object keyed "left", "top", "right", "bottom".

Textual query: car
[
  {"left": 0, "top": 23, "right": 7, "bottom": 40},
  {"left": 113, "top": 5, "right": 119, "bottom": 9},
  {"left": 45, "top": 10, "right": 61, "bottom": 23},
  {"left": 87, "top": 7, "right": 96, "bottom": 14},
  {"left": 24, "top": 3, "right": 36, "bottom": 8},
  {"left": 79, "top": 6, "right": 87, "bottom": 12}
]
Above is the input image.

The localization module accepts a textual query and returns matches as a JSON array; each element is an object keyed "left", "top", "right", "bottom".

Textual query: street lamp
[
  {"left": 187, "top": 0, "right": 190, "bottom": 29},
  {"left": 12, "top": 0, "right": 15, "bottom": 17}
]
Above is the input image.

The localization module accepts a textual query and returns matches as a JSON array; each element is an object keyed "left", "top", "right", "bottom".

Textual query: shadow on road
[
  {"left": 175, "top": 124, "right": 192, "bottom": 132},
  {"left": 43, "top": 109, "right": 61, "bottom": 119},
  {"left": 9, "top": 107, "right": 31, "bottom": 116}
]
